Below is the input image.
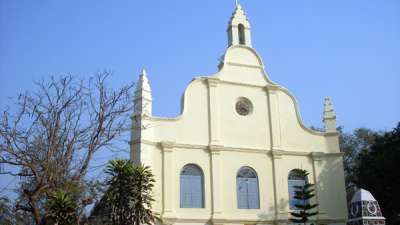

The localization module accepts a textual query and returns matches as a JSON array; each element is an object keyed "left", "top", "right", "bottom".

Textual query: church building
[{"left": 131, "top": 4, "right": 348, "bottom": 225}]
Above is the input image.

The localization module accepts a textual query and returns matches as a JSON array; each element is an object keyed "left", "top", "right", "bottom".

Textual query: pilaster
[
  {"left": 265, "top": 85, "right": 288, "bottom": 221},
  {"left": 161, "top": 141, "right": 177, "bottom": 219},
  {"left": 311, "top": 152, "right": 328, "bottom": 220},
  {"left": 208, "top": 144, "right": 224, "bottom": 221},
  {"left": 264, "top": 85, "right": 282, "bottom": 148},
  {"left": 270, "top": 150, "right": 289, "bottom": 221},
  {"left": 207, "top": 78, "right": 221, "bottom": 146}
]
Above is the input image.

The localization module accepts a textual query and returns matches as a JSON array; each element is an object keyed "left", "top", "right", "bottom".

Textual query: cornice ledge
[
  {"left": 130, "top": 113, "right": 152, "bottom": 121},
  {"left": 225, "top": 61, "right": 263, "bottom": 69},
  {"left": 160, "top": 140, "right": 176, "bottom": 151},
  {"left": 263, "top": 84, "right": 280, "bottom": 92},
  {"left": 138, "top": 139, "right": 343, "bottom": 156},
  {"left": 207, "top": 77, "right": 221, "bottom": 87},
  {"left": 272, "top": 148, "right": 309, "bottom": 156},
  {"left": 218, "top": 80, "right": 264, "bottom": 89},
  {"left": 311, "top": 152, "right": 325, "bottom": 161},
  {"left": 130, "top": 139, "right": 140, "bottom": 145},
  {"left": 270, "top": 149, "right": 285, "bottom": 159},
  {"left": 207, "top": 144, "right": 225, "bottom": 155},
  {"left": 324, "top": 131, "right": 340, "bottom": 137},
  {"left": 326, "top": 151, "right": 345, "bottom": 157},
  {"left": 160, "top": 213, "right": 178, "bottom": 225}
]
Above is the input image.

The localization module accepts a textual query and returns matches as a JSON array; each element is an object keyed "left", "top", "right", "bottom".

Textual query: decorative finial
[
  {"left": 134, "top": 69, "right": 152, "bottom": 116},
  {"left": 140, "top": 69, "right": 147, "bottom": 77},
  {"left": 136, "top": 69, "right": 150, "bottom": 92},
  {"left": 323, "top": 97, "right": 337, "bottom": 133},
  {"left": 227, "top": 0, "right": 252, "bottom": 47}
]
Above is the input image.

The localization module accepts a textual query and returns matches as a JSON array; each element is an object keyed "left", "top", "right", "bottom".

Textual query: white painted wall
[{"left": 131, "top": 5, "right": 347, "bottom": 225}]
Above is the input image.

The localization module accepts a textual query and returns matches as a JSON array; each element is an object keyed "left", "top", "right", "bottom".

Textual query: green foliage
[
  {"left": 337, "top": 126, "right": 382, "bottom": 206},
  {"left": 289, "top": 170, "right": 318, "bottom": 225},
  {"left": 0, "top": 196, "right": 14, "bottom": 225},
  {"left": 46, "top": 190, "right": 78, "bottom": 225},
  {"left": 105, "top": 159, "right": 156, "bottom": 225},
  {"left": 353, "top": 122, "right": 400, "bottom": 225}
]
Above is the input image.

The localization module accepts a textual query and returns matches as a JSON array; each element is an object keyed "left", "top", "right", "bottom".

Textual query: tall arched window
[
  {"left": 288, "top": 169, "right": 308, "bottom": 209},
  {"left": 238, "top": 24, "right": 246, "bottom": 45},
  {"left": 180, "top": 164, "right": 204, "bottom": 208},
  {"left": 236, "top": 166, "right": 259, "bottom": 209}
]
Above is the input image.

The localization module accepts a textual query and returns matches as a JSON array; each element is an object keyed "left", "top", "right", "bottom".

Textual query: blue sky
[{"left": 0, "top": 0, "right": 399, "bottom": 196}]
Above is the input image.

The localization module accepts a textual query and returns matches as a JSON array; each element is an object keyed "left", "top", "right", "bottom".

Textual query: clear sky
[{"left": 0, "top": 0, "right": 399, "bottom": 196}]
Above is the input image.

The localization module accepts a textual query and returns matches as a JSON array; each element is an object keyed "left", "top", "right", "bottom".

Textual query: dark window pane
[{"left": 180, "top": 164, "right": 204, "bottom": 208}]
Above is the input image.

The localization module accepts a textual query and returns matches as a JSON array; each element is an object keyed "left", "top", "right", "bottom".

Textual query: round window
[{"left": 235, "top": 98, "right": 253, "bottom": 116}]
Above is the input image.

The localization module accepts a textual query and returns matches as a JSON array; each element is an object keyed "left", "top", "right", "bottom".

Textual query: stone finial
[
  {"left": 323, "top": 97, "right": 337, "bottom": 132},
  {"left": 227, "top": 4, "right": 252, "bottom": 47},
  {"left": 136, "top": 69, "right": 151, "bottom": 93},
  {"left": 134, "top": 69, "right": 152, "bottom": 116}
]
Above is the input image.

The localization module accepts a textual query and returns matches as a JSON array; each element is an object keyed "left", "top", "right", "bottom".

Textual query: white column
[
  {"left": 311, "top": 152, "right": 328, "bottom": 221},
  {"left": 265, "top": 85, "right": 288, "bottom": 222},
  {"left": 161, "top": 141, "right": 177, "bottom": 221},
  {"left": 207, "top": 78, "right": 225, "bottom": 224},
  {"left": 209, "top": 145, "right": 224, "bottom": 222},
  {"left": 207, "top": 78, "right": 221, "bottom": 146},
  {"left": 244, "top": 27, "right": 252, "bottom": 47},
  {"left": 265, "top": 85, "right": 282, "bottom": 149},
  {"left": 271, "top": 150, "right": 289, "bottom": 222}
]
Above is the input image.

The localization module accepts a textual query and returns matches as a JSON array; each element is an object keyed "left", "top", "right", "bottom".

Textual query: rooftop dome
[
  {"left": 351, "top": 188, "right": 377, "bottom": 202},
  {"left": 348, "top": 188, "right": 385, "bottom": 225}
]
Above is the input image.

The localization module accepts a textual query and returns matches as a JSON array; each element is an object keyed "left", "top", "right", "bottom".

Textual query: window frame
[
  {"left": 179, "top": 164, "right": 205, "bottom": 208},
  {"left": 288, "top": 169, "right": 309, "bottom": 210},
  {"left": 236, "top": 166, "right": 260, "bottom": 209}
]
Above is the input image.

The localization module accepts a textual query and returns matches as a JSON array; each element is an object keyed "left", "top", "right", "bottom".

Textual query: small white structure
[
  {"left": 131, "top": 4, "right": 348, "bottom": 225},
  {"left": 348, "top": 189, "right": 385, "bottom": 225}
]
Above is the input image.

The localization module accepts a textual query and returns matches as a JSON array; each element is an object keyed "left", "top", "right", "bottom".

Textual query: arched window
[
  {"left": 288, "top": 169, "right": 308, "bottom": 209},
  {"left": 180, "top": 164, "right": 204, "bottom": 208},
  {"left": 236, "top": 166, "right": 259, "bottom": 209},
  {"left": 238, "top": 24, "right": 246, "bottom": 45}
]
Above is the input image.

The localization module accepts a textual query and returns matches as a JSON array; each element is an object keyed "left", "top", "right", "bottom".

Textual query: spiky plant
[
  {"left": 105, "top": 159, "right": 156, "bottom": 225},
  {"left": 290, "top": 169, "right": 319, "bottom": 225},
  {"left": 46, "top": 190, "right": 78, "bottom": 225}
]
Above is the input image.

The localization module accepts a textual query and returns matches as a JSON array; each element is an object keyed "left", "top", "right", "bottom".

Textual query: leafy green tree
[
  {"left": 45, "top": 190, "right": 78, "bottom": 225},
  {"left": 339, "top": 127, "right": 378, "bottom": 191},
  {"left": 105, "top": 159, "right": 156, "bottom": 225},
  {"left": 354, "top": 122, "right": 400, "bottom": 225},
  {"left": 290, "top": 169, "right": 318, "bottom": 225}
]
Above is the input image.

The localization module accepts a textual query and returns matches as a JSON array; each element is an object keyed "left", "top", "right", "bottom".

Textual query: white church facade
[{"left": 131, "top": 4, "right": 348, "bottom": 225}]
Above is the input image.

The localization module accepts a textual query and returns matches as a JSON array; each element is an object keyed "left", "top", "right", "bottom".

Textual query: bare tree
[{"left": 0, "top": 71, "right": 134, "bottom": 224}]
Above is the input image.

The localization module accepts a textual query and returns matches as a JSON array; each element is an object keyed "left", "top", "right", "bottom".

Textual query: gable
[{"left": 145, "top": 46, "right": 339, "bottom": 153}]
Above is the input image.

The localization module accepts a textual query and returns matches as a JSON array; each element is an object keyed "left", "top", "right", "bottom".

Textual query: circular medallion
[
  {"left": 236, "top": 98, "right": 253, "bottom": 116},
  {"left": 367, "top": 202, "right": 377, "bottom": 215}
]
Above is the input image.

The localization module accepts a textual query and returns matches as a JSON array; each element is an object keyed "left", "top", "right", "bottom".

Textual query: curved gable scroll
[
  {"left": 221, "top": 45, "right": 263, "bottom": 68},
  {"left": 217, "top": 45, "right": 274, "bottom": 86}
]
